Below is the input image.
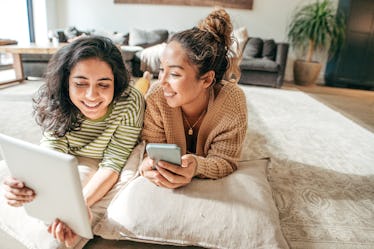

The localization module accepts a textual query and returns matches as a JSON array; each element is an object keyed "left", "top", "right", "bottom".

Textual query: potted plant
[{"left": 287, "top": 0, "right": 345, "bottom": 85}]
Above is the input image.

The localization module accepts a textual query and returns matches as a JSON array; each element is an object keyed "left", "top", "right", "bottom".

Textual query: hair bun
[{"left": 197, "top": 8, "right": 233, "bottom": 48}]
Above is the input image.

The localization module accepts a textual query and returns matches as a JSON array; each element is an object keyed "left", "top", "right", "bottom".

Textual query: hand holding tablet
[{"left": 0, "top": 133, "right": 93, "bottom": 239}]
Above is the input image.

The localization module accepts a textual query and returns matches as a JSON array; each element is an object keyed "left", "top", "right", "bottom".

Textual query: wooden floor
[
  {"left": 284, "top": 81, "right": 374, "bottom": 98},
  {"left": 283, "top": 81, "right": 374, "bottom": 132}
]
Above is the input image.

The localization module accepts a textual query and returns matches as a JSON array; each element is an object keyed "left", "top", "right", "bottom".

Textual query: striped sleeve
[
  {"left": 100, "top": 86, "right": 145, "bottom": 172},
  {"left": 40, "top": 132, "right": 69, "bottom": 154}
]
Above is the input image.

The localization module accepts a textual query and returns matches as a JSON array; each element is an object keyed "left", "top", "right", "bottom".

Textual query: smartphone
[{"left": 146, "top": 143, "right": 181, "bottom": 166}]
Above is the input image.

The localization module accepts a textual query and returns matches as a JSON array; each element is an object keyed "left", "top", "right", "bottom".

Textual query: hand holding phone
[
  {"left": 142, "top": 144, "right": 197, "bottom": 189},
  {"left": 146, "top": 143, "right": 181, "bottom": 166}
]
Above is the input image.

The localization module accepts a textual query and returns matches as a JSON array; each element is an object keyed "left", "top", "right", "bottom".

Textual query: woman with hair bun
[{"left": 139, "top": 8, "right": 248, "bottom": 188}]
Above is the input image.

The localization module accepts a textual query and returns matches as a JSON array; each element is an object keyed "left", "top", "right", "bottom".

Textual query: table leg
[
  {"left": 12, "top": 53, "right": 25, "bottom": 82},
  {"left": 0, "top": 53, "right": 25, "bottom": 85}
]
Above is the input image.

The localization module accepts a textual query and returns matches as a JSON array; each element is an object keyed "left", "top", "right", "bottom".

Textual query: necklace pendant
[{"left": 188, "top": 128, "right": 193, "bottom": 136}]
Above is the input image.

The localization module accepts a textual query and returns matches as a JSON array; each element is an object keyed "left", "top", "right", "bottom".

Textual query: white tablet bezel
[{"left": 0, "top": 133, "right": 93, "bottom": 239}]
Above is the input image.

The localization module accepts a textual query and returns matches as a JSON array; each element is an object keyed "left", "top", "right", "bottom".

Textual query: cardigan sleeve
[
  {"left": 193, "top": 119, "right": 247, "bottom": 178},
  {"left": 141, "top": 87, "right": 168, "bottom": 144},
  {"left": 193, "top": 84, "right": 248, "bottom": 179}
]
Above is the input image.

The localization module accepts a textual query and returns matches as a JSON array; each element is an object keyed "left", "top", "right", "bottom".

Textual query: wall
[
  {"left": 48, "top": 0, "right": 293, "bottom": 81},
  {"left": 45, "top": 0, "right": 338, "bottom": 82},
  {"left": 0, "top": 0, "right": 29, "bottom": 44},
  {"left": 52, "top": 0, "right": 304, "bottom": 41},
  {"left": 33, "top": 0, "right": 48, "bottom": 44}
]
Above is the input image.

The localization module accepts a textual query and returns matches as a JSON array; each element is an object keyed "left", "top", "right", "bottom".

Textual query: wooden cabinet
[{"left": 325, "top": 0, "right": 374, "bottom": 89}]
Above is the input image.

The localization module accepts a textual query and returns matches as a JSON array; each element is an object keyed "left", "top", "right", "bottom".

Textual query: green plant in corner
[{"left": 287, "top": 0, "right": 345, "bottom": 85}]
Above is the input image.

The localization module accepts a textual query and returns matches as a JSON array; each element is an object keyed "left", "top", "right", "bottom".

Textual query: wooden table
[{"left": 0, "top": 42, "right": 67, "bottom": 85}]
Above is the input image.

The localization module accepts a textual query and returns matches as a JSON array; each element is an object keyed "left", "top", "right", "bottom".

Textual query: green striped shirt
[{"left": 41, "top": 85, "right": 145, "bottom": 173}]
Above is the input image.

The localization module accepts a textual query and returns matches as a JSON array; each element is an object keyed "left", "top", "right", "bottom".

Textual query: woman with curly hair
[{"left": 3, "top": 36, "right": 145, "bottom": 247}]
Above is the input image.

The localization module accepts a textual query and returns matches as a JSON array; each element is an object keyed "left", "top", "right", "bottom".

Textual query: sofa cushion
[
  {"left": 64, "top": 26, "right": 92, "bottom": 41},
  {"left": 240, "top": 58, "right": 279, "bottom": 72},
  {"left": 242, "top": 37, "right": 263, "bottom": 59},
  {"left": 120, "top": 45, "right": 144, "bottom": 61},
  {"left": 231, "top": 26, "right": 249, "bottom": 57},
  {"left": 129, "top": 28, "right": 168, "bottom": 48},
  {"left": 91, "top": 30, "right": 129, "bottom": 45},
  {"left": 262, "top": 39, "right": 277, "bottom": 60},
  {"left": 93, "top": 159, "right": 289, "bottom": 249}
]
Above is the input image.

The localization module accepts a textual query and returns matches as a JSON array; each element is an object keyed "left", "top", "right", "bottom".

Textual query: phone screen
[{"left": 146, "top": 143, "right": 181, "bottom": 165}]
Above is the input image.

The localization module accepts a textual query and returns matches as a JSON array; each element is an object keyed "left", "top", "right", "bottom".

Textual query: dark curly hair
[
  {"left": 33, "top": 35, "right": 129, "bottom": 137},
  {"left": 168, "top": 8, "right": 239, "bottom": 84}
]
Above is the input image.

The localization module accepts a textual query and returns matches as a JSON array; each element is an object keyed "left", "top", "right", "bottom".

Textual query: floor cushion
[{"left": 94, "top": 159, "right": 289, "bottom": 249}]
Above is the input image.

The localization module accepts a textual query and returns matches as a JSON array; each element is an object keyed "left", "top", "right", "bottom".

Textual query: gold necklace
[{"left": 182, "top": 110, "right": 206, "bottom": 136}]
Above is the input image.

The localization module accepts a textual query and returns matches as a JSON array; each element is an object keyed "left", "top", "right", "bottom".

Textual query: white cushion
[
  {"left": 231, "top": 26, "right": 249, "bottom": 57},
  {"left": 120, "top": 45, "right": 144, "bottom": 61},
  {"left": 91, "top": 30, "right": 127, "bottom": 45},
  {"left": 94, "top": 159, "right": 289, "bottom": 249}
]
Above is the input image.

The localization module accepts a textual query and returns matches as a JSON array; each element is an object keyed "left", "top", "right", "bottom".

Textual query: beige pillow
[
  {"left": 94, "top": 159, "right": 289, "bottom": 249},
  {"left": 231, "top": 26, "right": 249, "bottom": 57}
]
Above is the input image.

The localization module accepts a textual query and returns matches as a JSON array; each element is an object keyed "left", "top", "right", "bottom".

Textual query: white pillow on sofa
[
  {"left": 94, "top": 159, "right": 289, "bottom": 249},
  {"left": 231, "top": 26, "right": 249, "bottom": 57}
]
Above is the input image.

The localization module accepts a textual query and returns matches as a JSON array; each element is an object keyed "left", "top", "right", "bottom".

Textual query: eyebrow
[
  {"left": 168, "top": 65, "right": 184, "bottom": 70},
  {"left": 72, "top": 75, "right": 113, "bottom": 81}
]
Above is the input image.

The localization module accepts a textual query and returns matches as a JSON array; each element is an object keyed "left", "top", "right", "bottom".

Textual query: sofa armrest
[
  {"left": 275, "top": 43, "right": 289, "bottom": 86},
  {"left": 276, "top": 43, "right": 289, "bottom": 72}
]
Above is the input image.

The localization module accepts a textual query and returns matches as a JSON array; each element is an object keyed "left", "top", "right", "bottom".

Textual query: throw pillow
[
  {"left": 93, "top": 159, "right": 289, "bottom": 249},
  {"left": 262, "top": 39, "right": 277, "bottom": 60},
  {"left": 91, "top": 30, "right": 128, "bottom": 45},
  {"left": 231, "top": 26, "right": 249, "bottom": 57},
  {"left": 242, "top": 37, "right": 264, "bottom": 59},
  {"left": 129, "top": 28, "right": 168, "bottom": 48},
  {"left": 64, "top": 26, "right": 92, "bottom": 41}
]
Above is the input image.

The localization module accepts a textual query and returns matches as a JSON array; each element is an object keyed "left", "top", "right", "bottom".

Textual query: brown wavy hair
[
  {"left": 168, "top": 8, "right": 240, "bottom": 83},
  {"left": 33, "top": 36, "right": 130, "bottom": 137}
]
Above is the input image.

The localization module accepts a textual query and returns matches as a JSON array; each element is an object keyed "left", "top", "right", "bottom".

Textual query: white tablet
[{"left": 0, "top": 133, "right": 93, "bottom": 239}]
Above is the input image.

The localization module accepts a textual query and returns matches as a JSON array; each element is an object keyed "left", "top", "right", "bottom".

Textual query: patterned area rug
[
  {"left": 240, "top": 85, "right": 374, "bottom": 249},
  {"left": 1, "top": 82, "right": 374, "bottom": 249}
]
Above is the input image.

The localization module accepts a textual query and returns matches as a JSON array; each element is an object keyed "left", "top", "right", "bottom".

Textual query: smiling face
[
  {"left": 68, "top": 58, "right": 114, "bottom": 120},
  {"left": 158, "top": 41, "right": 212, "bottom": 114}
]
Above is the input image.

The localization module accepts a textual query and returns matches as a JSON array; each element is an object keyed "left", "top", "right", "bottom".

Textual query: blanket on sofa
[
  {"left": 240, "top": 86, "right": 374, "bottom": 249},
  {"left": 139, "top": 43, "right": 166, "bottom": 74}
]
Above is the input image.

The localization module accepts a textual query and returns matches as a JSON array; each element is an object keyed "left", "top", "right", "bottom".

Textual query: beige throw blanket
[{"left": 139, "top": 43, "right": 166, "bottom": 73}]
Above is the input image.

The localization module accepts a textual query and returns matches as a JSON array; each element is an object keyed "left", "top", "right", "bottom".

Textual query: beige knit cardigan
[{"left": 141, "top": 81, "right": 248, "bottom": 179}]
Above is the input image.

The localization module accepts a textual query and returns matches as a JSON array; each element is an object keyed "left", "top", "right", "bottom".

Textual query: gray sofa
[
  {"left": 22, "top": 54, "right": 51, "bottom": 78},
  {"left": 21, "top": 27, "right": 169, "bottom": 79},
  {"left": 122, "top": 28, "right": 169, "bottom": 77},
  {"left": 238, "top": 37, "right": 289, "bottom": 88},
  {"left": 21, "top": 27, "right": 130, "bottom": 78}
]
